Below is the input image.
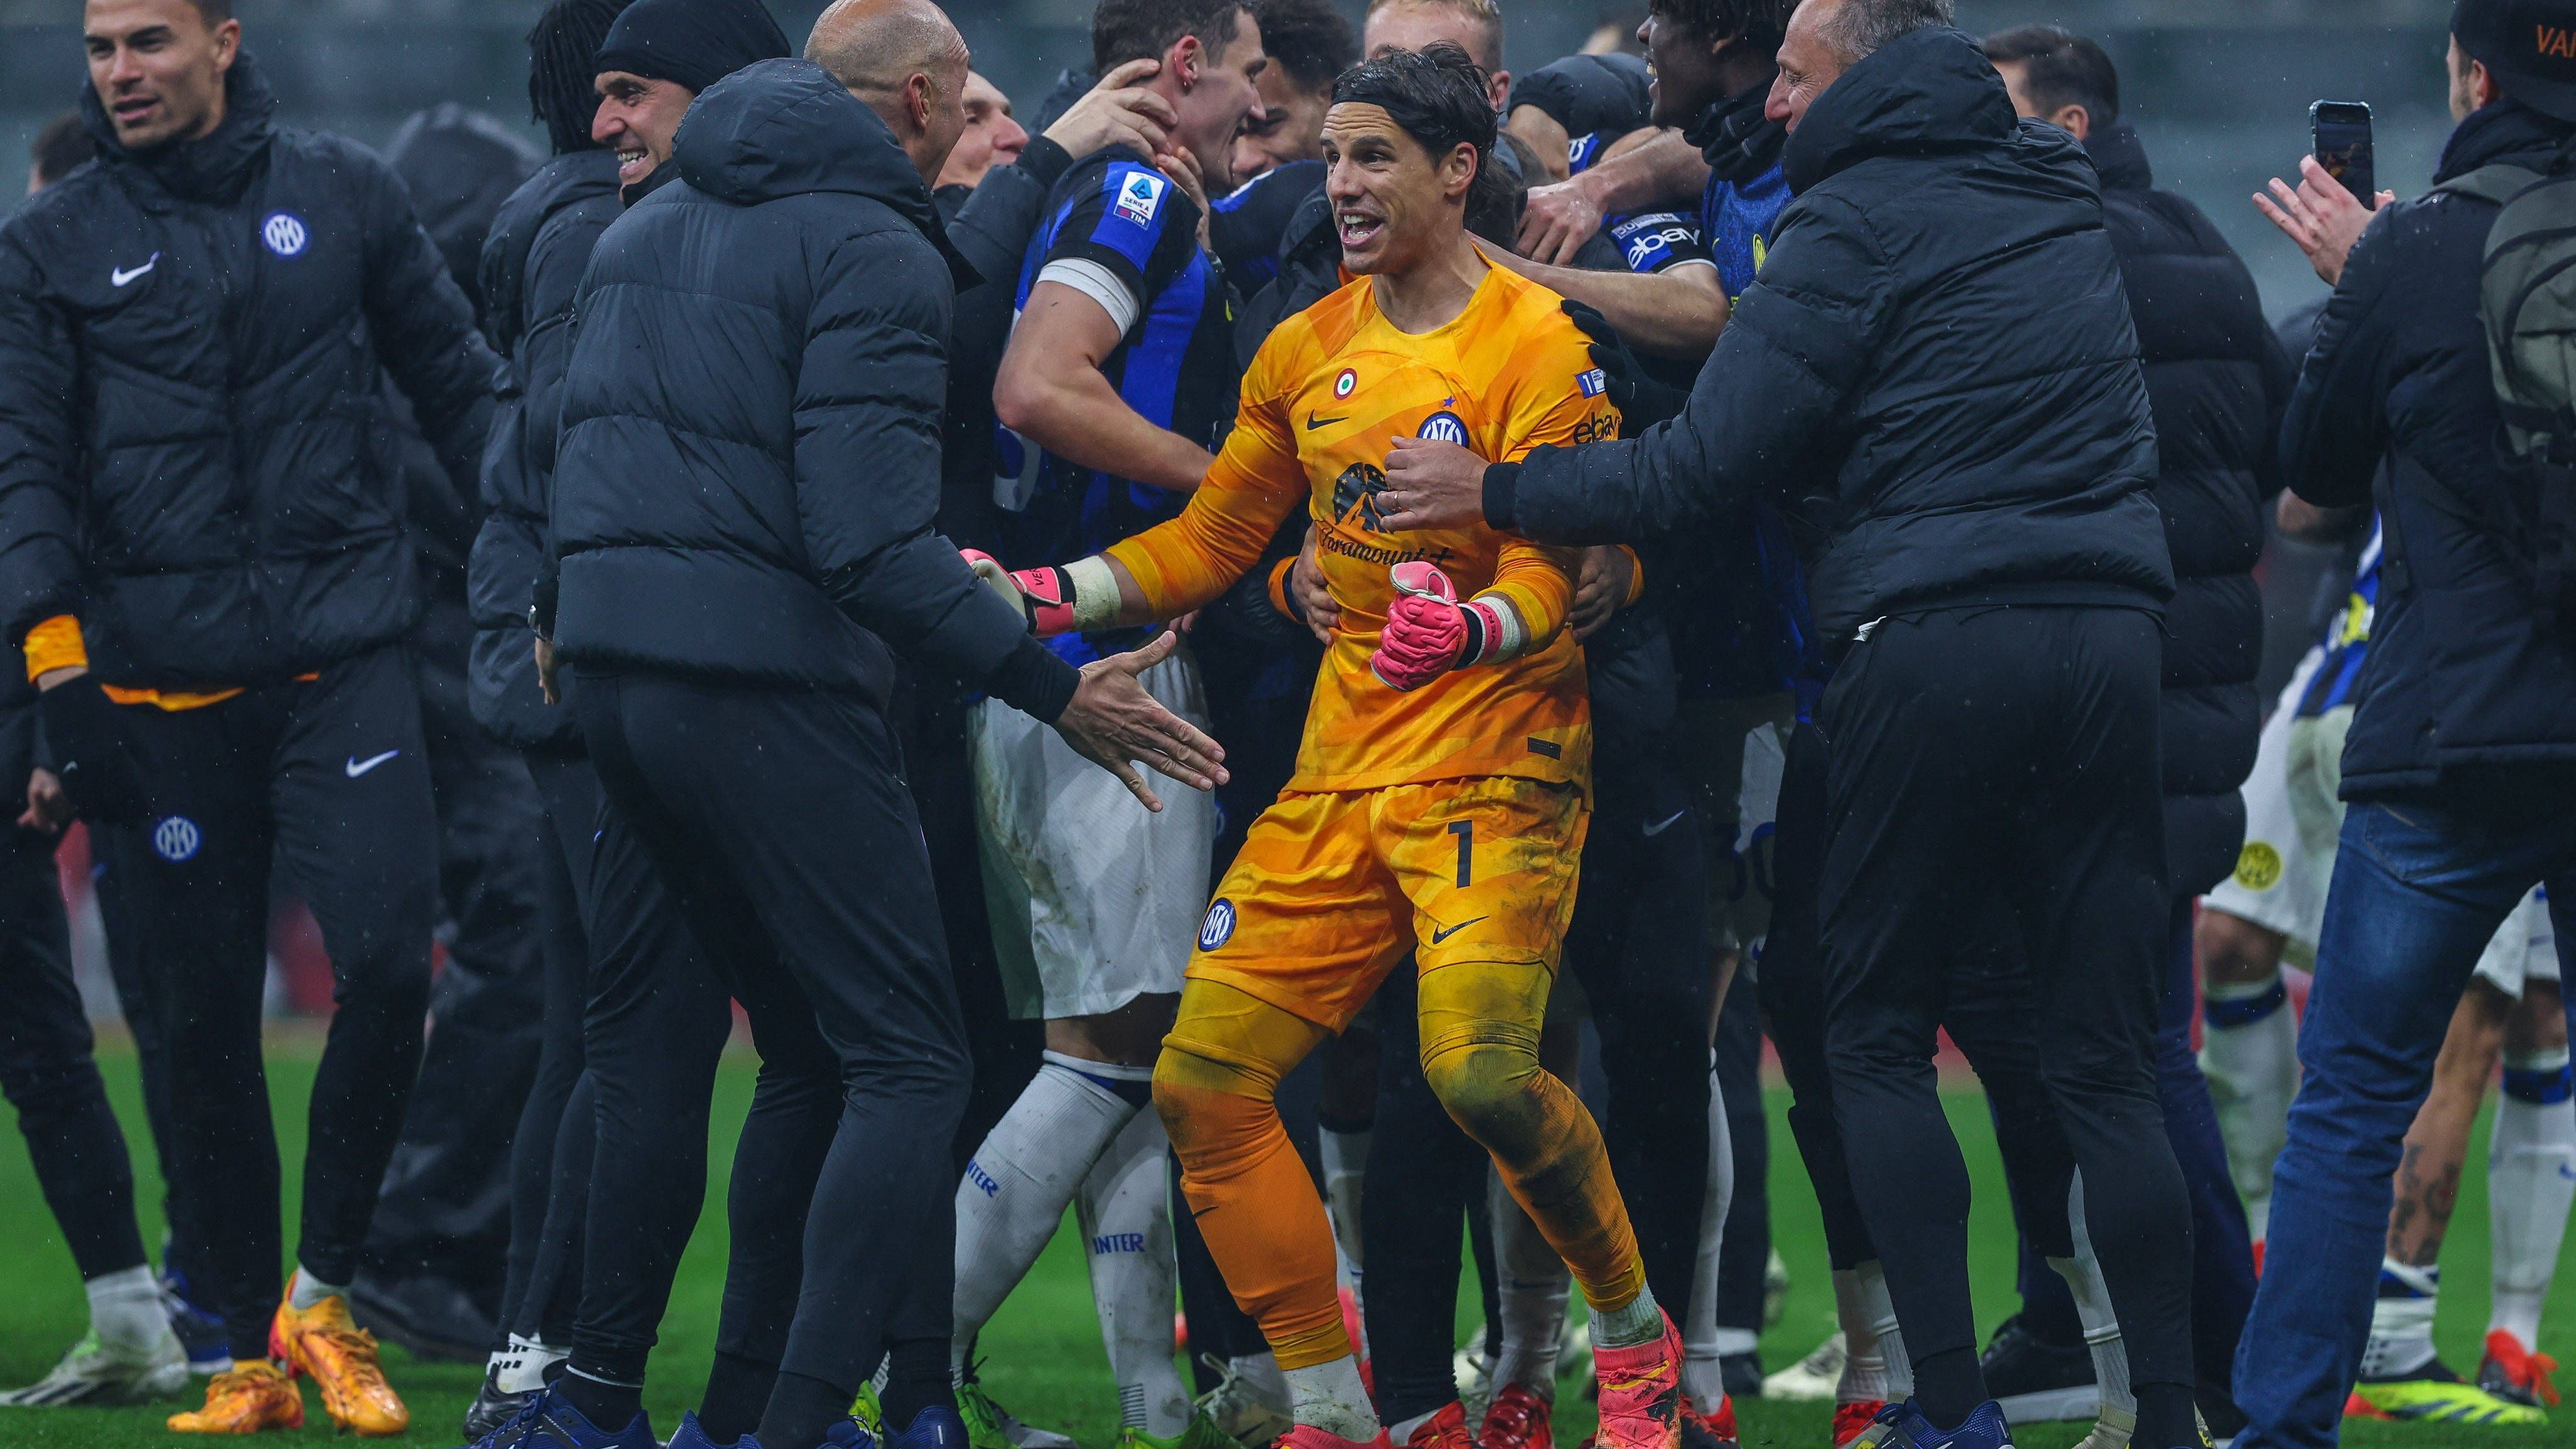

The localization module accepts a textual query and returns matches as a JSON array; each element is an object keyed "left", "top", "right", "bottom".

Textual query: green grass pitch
[{"left": 0, "top": 1036, "right": 2569, "bottom": 1447}]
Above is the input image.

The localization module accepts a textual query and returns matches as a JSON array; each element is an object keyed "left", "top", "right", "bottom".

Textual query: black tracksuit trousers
[
  {"left": 0, "top": 827, "right": 149, "bottom": 1282},
  {"left": 573, "top": 669, "right": 969, "bottom": 1400},
  {"left": 496, "top": 751, "right": 611, "bottom": 1349},
  {"left": 1560, "top": 738, "right": 1714, "bottom": 1315},
  {"left": 100, "top": 645, "right": 441, "bottom": 1359},
  {"left": 362, "top": 605, "right": 550, "bottom": 1331},
  {"left": 1814, "top": 607, "right": 2188, "bottom": 1417}
]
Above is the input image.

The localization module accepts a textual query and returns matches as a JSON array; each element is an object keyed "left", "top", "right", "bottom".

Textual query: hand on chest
[{"left": 1297, "top": 347, "right": 1496, "bottom": 540}]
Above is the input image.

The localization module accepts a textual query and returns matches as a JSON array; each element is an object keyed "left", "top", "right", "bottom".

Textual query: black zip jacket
[
  {"left": 0, "top": 55, "right": 499, "bottom": 687},
  {"left": 1488, "top": 28, "right": 2172, "bottom": 641},
  {"left": 2280, "top": 98, "right": 2576, "bottom": 796},
  {"left": 550, "top": 58, "right": 1075, "bottom": 720},
  {"left": 2092, "top": 123, "right": 2293, "bottom": 892},
  {"left": 468, "top": 148, "right": 623, "bottom": 751}
]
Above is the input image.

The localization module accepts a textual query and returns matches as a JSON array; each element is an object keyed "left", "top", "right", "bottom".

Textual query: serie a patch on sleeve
[
  {"left": 1113, "top": 170, "right": 1168, "bottom": 228},
  {"left": 1578, "top": 368, "right": 1608, "bottom": 398}
]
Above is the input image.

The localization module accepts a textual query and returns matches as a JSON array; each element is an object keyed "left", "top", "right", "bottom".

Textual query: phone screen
[{"left": 2312, "top": 100, "right": 2375, "bottom": 205}]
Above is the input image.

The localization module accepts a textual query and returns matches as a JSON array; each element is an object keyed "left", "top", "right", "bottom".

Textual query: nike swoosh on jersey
[
  {"left": 344, "top": 750, "right": 401, "bottom": 778},
  {"left": 1306, "top": 414, "right": 1346, "bottom": 430},
  {"left": 1429, "top": 915, "right": 1489, "bottom": 945},
  {"left": 1641, "top": 809, "right": 1687, "bottom": 836},
  {"left": 111, "top": 255, "right": 159, "bottom": 287}
]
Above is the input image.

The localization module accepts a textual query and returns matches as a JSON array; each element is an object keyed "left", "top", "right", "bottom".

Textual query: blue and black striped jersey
[
  {"left": 2297, "top": 518, "right": 2383, "bottom": 719},
  {"left": 994, "top": 147, "right": 1242, "bottom": 653}
]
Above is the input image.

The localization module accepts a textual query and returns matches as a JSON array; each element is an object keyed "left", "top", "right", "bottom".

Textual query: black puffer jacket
[
  {"left": 2282, "top": 99, "right": 2576, "bottom": 796},
  {"left": 0, "top": 55, "right": 497, "bottom": 686},
  {"left": 551, "top": 58, "right": 1074, "bottom": 719},
  {"left": 1491, "top": 28, "right": 2171, "bottom": 640},
  {"left": 468, "top": 147, "right": 623, "bottom": 750},
  {"left": 2092, "top": 123, "right": 2291, "bottom": 894}
]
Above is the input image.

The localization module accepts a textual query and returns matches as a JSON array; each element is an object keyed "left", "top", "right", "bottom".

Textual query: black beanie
[{"left": 592, "top": 0, "right": 791, "bottom": 96}]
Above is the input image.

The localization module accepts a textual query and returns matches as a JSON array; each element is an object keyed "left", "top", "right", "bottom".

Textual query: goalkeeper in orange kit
[{"left": 965, "top": 42, "right": 1687, "bottom": 1449}]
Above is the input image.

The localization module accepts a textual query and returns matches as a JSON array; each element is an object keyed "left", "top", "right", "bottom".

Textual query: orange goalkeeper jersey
[{"left": 1106, "top": 255, "right": 1621, "bottom": 793}]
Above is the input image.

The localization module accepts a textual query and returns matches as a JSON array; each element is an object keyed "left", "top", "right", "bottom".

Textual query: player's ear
[
  {"left": 1170, "top": 33, "right": 1202, "bottom": 90},
  {"left": 1445, "top": 141, "right": 1477, "bottom": 201}
]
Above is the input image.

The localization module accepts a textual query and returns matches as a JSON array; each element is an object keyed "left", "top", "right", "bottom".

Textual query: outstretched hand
[
  {"left": 1378, "top": 435, "right": 1495, "bottom": 532},
  {"left": 1052, "top": 630, "right": 1230, "bottom": 812}
]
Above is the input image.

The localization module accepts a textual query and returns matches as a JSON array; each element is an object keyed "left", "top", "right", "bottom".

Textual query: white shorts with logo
[
  {"left": 972, "top": 643, "right": 1216, "bottom": 1021},
  {"left": 2205, "top": 647, "right": 2557, "bottom": 994}
]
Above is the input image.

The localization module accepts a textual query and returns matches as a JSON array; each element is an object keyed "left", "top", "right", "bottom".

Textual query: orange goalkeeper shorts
[{"left": 1186, "top": 773, "right": 1590, "bottom": 1030}]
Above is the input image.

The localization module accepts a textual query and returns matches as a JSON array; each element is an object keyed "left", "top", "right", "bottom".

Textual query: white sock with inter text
[
  {"left": 952, "top": 1052, "right": 1141, "bottom": 1372},
  {"left": 1077, "top": 1104, "right": 1189, "bottom": 1434}
]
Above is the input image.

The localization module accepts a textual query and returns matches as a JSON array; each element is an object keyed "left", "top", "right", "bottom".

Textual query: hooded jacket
[
  {"left": 2280, "top": 98, "right": 2576, "bottom": 796},
  {"left": 1489, "top": 28, "right": 2172, "bottom": 641},
  {"left": 2089, "top": 124, "right": 2291, "bottom": 892},
  {"left": 0, "top": 55, "right": 499, "bottom": 687},
  {"left": 550, "top": 58, "right": 1075, "bottom": 719},
  {"left": 467, "top": 147, "right": 623, "bottom": 750}
]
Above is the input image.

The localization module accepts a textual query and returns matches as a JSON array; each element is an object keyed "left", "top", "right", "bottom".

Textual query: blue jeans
[{"left": 2232, "top": 785, "right": 2576, "bottom": 1448}]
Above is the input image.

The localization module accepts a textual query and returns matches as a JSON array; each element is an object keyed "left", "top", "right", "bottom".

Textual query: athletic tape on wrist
[
  {"left": 1458, "top": 594, "right": 1524, "bottom": 667},
  {"left": 1063, "top": 555, "right": 1122, "bottom": 633}
]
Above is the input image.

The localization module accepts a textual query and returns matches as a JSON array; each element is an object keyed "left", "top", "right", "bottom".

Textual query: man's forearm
[
  {"left": 1001, "top": 369, "right": 1212, "bottom": 493},
  {"left": 1489, "top": 253, "right": 1727, "bottom": 358},
  {"left": 1574, "top": 130, "right": 1709, "bottom": 217}
]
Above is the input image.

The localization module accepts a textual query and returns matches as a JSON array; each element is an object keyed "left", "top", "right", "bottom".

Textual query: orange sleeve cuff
[
  {"left": 1267, "top": 557, "right": 1298, "bottom": 621},
  {"left": 24, "top": 615, "right": 87, "bottom": 680},
  {"left": 1621, "top": 546, "right": 1646, "bottom": 606}
]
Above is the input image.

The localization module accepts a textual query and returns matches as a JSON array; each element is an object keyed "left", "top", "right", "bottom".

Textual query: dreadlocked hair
[{"left": 528, "top": 0, "right": 632, "bottom": 155}]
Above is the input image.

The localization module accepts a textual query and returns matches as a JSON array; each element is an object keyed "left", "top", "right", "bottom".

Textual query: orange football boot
[
  {"left": 270, "top": 1287, "right": 408, "bottom": 1436},
  {"left": 167, "top": 1360, "right": 304, "bottom": 1433},
  {"left": 1591, "top": 1312, "right": 1684, "bottom": 1449}
]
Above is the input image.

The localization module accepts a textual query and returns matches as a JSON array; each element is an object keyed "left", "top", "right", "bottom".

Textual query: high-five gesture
[{"left": 1050, "top": 630, "right": 1228, "bottom": 811}]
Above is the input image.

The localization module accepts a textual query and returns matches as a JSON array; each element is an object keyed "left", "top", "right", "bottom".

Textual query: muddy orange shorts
[{"left": 1185, "top": 773, "right": 1589, "bottom": 1031}]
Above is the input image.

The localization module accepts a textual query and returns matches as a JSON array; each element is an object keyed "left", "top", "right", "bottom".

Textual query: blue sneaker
[
  {"left": 157, "top": 1269, "right": 230, "bottom": 1374},
  {"left": 1847, "top": 1400, "right": 2015, "bottom": 1449},
  {"left": 886, "top": 1407, "right": 969, "bottom": 1449},
  {"left": 667, "top": 1411, "right": 741, "bottom": 1449},
  {"left": 671, "top": 1411, "right": 888, "bottom": 1449},
  {"left": 457, "top": 1387, "right": 656, "bottom": 1449}
]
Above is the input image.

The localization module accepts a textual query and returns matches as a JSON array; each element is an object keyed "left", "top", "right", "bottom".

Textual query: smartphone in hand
[{"left": 2312, "top": 100, "right": 2375, "bottom": 205}]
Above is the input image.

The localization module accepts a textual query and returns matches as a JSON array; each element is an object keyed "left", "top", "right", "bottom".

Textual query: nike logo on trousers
[
  {"left": 345, "top": 750, "right": 401, "bottom": 778},
  {"left": 111, "top": 255, "right": 158, "bottom": 286}
]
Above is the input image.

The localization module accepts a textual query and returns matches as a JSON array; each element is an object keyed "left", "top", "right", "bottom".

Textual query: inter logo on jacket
[{"left": 261, "top": 211, "right": 308, "bottom": 257}]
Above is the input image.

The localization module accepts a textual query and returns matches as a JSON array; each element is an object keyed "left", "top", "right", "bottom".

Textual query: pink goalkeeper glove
[
  {"left": 962, "top": 548, "right": 1081, "bottom": 636},
  {"left": 1370, "top": 561, "right": 1517, "bottom": 691}
]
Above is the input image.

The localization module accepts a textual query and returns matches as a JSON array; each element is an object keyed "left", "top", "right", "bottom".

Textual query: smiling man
[
  {"left": 585, "top": 0, "right": 789, "bottom": 198},
  {"left": 966, "top": 43, "right": 1690, "bottom": 1449},
  {"left": 0, "top": 0, "right": 500, "bottom": 1434}
]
